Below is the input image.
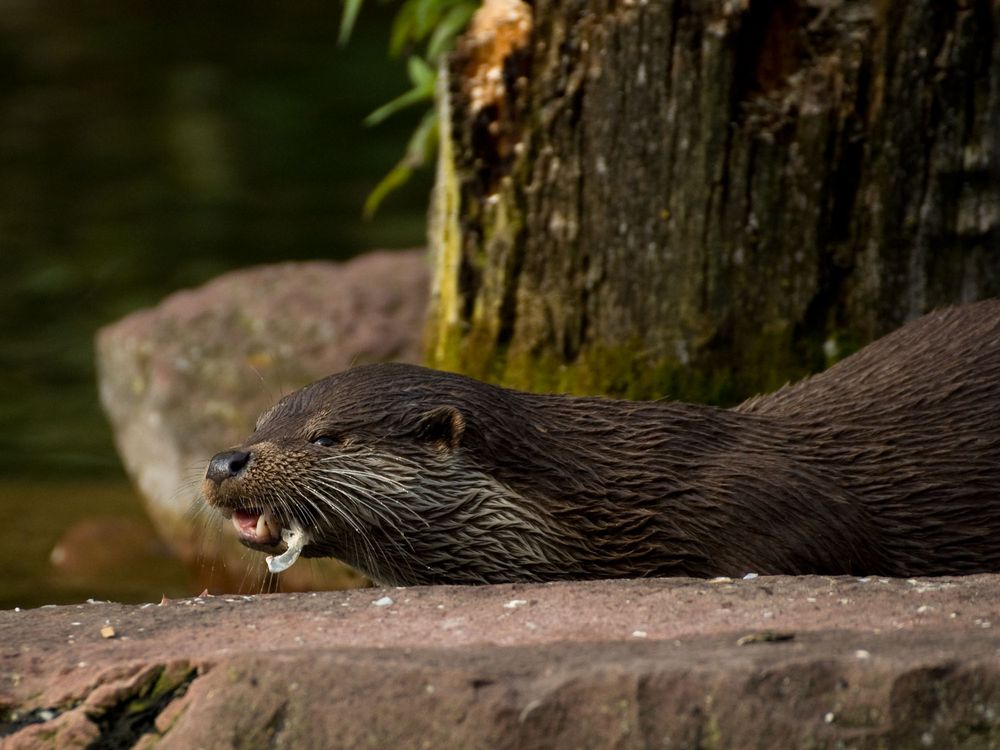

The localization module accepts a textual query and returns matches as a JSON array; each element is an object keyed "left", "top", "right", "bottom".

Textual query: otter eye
[{"left": 311, "top": 435, "right": 337, "bottom": 448}]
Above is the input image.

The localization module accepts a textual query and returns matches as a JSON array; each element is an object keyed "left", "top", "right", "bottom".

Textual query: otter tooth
[
  {"left": 255, "top": 511, "right": 270, "bottom": 540},
  {"left": 253, "top": 510, "right": 283, "bottom": 541}
]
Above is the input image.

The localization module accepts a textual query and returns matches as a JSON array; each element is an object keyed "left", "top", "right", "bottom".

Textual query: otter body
[{"left": 204, "top": 300, "right": 1000, "bottom": 585}]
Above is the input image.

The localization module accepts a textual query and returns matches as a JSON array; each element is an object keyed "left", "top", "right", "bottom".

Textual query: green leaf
[
  {"left": 414, "top": 0, "right": 438, "bottom": 35},
  {"left": 364, "top": 72, "right": 435, "bottom": 126},
  {"left": 364, "top": 110, "right": 439, "bottom": 218},
  {"left": 363, "top": 164, "right": 414, "bottom": 219},
  {"left": 407, "top": 56, "right": 435, "bottom": 87},
  {"left": 390, "top": 0, "right": 473, "bottom": 56},
  {"left": 414, "top": 0, "right": 458, "bottom": 38},
  {"left": 348, "top": 0, "right": 474, "bottom": 216},
  {"left": 426, "top": 3, "right": 476, "bottom": 61},
  {"left": 338, "top": 0, "right": 365, "bottom": 47},
  {"left": 405, "top": 107, "right": 441, "bottom": 166},
  {"left": 389, "top": 0, "right": 419, "bottom": 56}
]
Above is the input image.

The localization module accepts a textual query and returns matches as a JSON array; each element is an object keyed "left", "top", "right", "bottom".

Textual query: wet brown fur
[{"left": 205, "top": 300, "right": 1000, "bottom": 584}]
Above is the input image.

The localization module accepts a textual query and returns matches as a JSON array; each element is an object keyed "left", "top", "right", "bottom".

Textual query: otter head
[{"left": 203, "top": 363, "right": 577, "bottom": 585}]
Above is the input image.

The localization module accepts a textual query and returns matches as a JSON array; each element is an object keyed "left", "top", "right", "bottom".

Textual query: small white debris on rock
[
  {"left": 855, "top": 649, "right": 871, "bottom": 659},
  {"left": 373, "top": 596, "right": 394, "bottom": 607},
  {"left": 631, "top": 630, "right": 648, "bottom": 638},
  {"left": 503, "top": 599, "right": 528, "bottom": 609},
  {"left": 742, "top": 572, "right": 759, "bottom": 580}
]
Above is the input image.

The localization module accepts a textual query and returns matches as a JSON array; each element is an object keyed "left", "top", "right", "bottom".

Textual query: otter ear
[{"left": 414, "top": 406, "right": 465, "bottom": 450}]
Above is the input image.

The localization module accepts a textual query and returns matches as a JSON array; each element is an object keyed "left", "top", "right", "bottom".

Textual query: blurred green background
[{"left": 0, "top": 2, "right": 431, "bottom": 608}]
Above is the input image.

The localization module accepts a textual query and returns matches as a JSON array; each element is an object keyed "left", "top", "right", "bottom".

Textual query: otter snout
[
  {"left": 202, "top": 447, "right": 289, "bottom": 550},
  {"left": 206, "top": 449, "right": 250, "bottom": 484}
]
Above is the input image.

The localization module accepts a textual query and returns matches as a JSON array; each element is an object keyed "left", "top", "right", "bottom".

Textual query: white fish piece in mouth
[{"left": 265, "top": 521, "right": 309, "bottom": 574}]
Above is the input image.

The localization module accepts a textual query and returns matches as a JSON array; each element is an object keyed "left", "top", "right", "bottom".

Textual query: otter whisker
[
  {"left": 255, "top": 486, "right": 315, "bottom": 540},
  {"left": 298, "top": 482, "right": 388, "bottom": 578},
  {"left": 322, "top": 465, "right": 432, "bottom": 527},
  {"left": 277, "top": 485, "right": 320, "bottom": 530},
  {"left": 307, "top": 479, "right": 420, "bottom": 572},
  {"left": 316, "top": 464, "right": 423, "bottom": 496},
  {"left": 317, "top": 461, "right": 418, "bottom": 491},
  {"left": 321, "top": 451, "right": 425, "bottom": 472},
  {"left": 311, "top": 473, "right": 413, "bottom": 531},
  {"left": 307, "top": 475, "right": 421, "bottom": 576},
  {"left": 298, "top": 485, "right": 364, "bottom": 536}
]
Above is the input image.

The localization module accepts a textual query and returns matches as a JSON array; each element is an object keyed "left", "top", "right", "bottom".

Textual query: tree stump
[{"left": 427, "top": 0, "right": 1000, "bottom": 401}]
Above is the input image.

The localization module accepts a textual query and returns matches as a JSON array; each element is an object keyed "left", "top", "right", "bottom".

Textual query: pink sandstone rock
[
  {"left": 1, "top": 575, "right": 998, "bottom": 748},
  {"left": 95, "top": 250, "right": 429, "bottom": 595}
]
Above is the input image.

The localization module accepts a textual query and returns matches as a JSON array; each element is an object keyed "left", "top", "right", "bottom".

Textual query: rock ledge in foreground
[{"left": 2, "top": 575, "right": 999, "bottom": 749}]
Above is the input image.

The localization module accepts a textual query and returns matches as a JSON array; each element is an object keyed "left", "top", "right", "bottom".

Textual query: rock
[
  {"left": 3, "top": 707, "right": 101, "bottom": 750},
  {"left": 1, "top": 576, "right": 999, "bottom": 748},
  {"left": 95, "top": 250, "right": 429, "bottom": 594},
  {"left": 49, "top": 517, "right": 178, "bottom": 587}
]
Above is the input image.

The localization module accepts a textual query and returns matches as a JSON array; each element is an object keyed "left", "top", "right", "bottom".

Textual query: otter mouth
[
  {"left": 229, "top": 508, "right": 310, "bottom": 574},
  {"left": 231, "top": 507, "right": 284, "bottom": 548}
]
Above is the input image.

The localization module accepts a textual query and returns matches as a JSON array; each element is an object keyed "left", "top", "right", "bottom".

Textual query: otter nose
[{"left": 206, "top": 450, "right": 250, "bottom": 484}]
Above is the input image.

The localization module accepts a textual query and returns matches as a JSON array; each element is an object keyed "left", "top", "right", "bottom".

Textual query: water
[
  {"left": 0, "top": 4, "right": 429, "bottom": 606},
  {"left": 0, "top": 480, "right": 193, "bottom": 610}
]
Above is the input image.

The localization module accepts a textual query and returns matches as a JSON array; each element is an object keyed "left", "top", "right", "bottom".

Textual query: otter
[{"left": 203, "top": 300, "right": 1000, "bottom": 585}]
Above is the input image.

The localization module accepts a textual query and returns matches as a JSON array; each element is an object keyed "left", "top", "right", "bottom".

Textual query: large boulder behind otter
[{"left": 96, "top": 249, "right": 429, "bottom": 593}]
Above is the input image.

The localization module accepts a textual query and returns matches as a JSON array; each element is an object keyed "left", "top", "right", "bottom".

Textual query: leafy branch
[{"left": 340, "top": 0, "right": 479, "bottom": 217}]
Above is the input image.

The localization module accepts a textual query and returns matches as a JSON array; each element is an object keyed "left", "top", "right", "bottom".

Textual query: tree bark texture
[{"left": 427, "top": 0, "right": 1000, "bottom": 402}]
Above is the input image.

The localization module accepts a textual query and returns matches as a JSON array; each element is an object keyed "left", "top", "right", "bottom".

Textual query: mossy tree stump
[{"left": 427, "top": 0, "right": 999, "bottom": 401}]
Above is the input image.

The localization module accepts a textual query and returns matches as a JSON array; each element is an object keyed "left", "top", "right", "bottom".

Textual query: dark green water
[
  {"left": 0, "top": 480, "right": 194, "bottom": 610},
  {"left": 0, "top": 4, "right": 430, "bottom": 607}
]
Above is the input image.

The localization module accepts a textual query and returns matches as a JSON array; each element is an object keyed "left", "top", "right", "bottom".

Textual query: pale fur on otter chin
[{"left": 287, "top": 450, "right": 586, "bottom": 586}]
